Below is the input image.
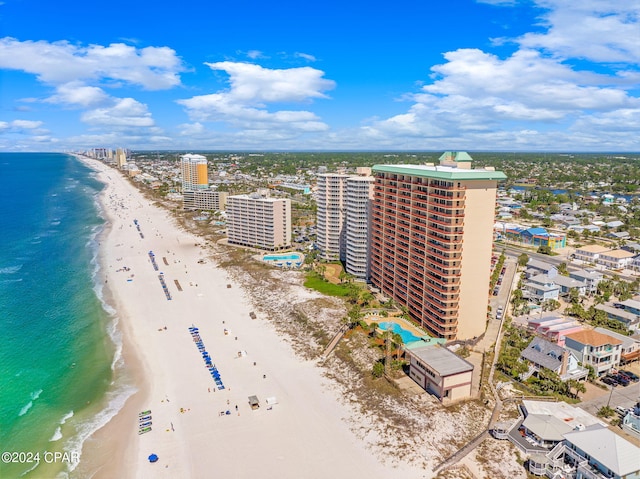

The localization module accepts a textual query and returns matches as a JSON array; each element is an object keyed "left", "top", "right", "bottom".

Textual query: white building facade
[{"left": 345, "top": 176, "right": 374, "bottom": 279}]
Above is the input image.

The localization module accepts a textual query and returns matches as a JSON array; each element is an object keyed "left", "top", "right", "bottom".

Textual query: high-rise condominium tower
[
  {"left": 316, "top": 174, "right": 349, "bottom": 261},
  {"left": 180, "top": 154, "right": 208, "bottom": 192},
  {"left": 226, "top": 191, "right": 291, "bottom": 250},
  {"left": 370, "top": 152, "right": 506, "bottom": 340},
  {"left": 316, "top": 171, "right": 374, "bottom": 279},
  {"left": 115, "top": 148, "right": 127, "bottom": 168},
  {"left": 345, "top": 176, "right": 375, "bottom": 279}
]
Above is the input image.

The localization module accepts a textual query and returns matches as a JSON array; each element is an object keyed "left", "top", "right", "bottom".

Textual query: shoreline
[
  {"left": 72, "top": 156, "right": 151, "bottom": 479},
  {"left": 73, "top": 156, "right": 417, "bottom": 478}
]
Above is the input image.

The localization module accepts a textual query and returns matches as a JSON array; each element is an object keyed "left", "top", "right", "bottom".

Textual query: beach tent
[
  {"left": 266, "top": 397, "right": 278, "bottom": 405},
  {"left": 148, "top": 454, "right": 159, "bottom": 463}
]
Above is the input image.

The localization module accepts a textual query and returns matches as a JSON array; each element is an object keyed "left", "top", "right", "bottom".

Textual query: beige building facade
[
  {"left": 183, "top": 190, "right": 228, "bottom": 211},
  {"left": 226, "top": 192, "right": 291, "bottom": 250}
]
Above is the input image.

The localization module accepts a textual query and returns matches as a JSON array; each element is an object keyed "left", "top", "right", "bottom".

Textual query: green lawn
[{"left": 304, "top": 273, "right": 350, "bottom": 296}]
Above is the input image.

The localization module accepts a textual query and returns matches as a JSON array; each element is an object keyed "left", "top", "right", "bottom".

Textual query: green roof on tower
[{"left": 439, "top": 151, "right": 474, "bottom": 163}]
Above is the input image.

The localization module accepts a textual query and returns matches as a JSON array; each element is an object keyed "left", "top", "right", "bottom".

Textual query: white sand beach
[{"left": 74, "top": 156, "right": 427, "bottom": 479}]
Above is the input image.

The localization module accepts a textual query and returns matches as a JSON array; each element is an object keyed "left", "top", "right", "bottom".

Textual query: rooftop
[
  {"left": 599, "top": 249, "right": 636, "bottom": 259},
  {"left": 408, "top": 345, "right": 474, "bottom": 376},
  {"left": 575, "top": 244, "right": 611, "bottom": 253},
  {"left": 372, "top": 164, "right": 507, "bottom": 181},
  {"left": 565, "top": 329, "right": 623, "bottom": 346},
  {"left": 523, "top": 414, "right": 573, "bottom": 442},
  {"left": 563, "top": 426, "right": 640, "bottom": 476}
]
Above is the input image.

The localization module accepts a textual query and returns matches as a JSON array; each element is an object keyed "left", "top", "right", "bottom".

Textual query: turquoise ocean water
[{"left": 0, "top": 153, "right": 129, "bottom": 478}]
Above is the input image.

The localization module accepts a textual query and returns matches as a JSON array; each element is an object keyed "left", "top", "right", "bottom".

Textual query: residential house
[
  {"left": 594, "top": 303, "right": 640, "bottom": 331},
  {"left": 544, "top": 425, "right": 640, "bottom": 479},
  {"left": 552, "top": 275, "right": 588, "bottom": 297},
  {"left": 608, "top": 231, "right": 630, "bottom": 240},
  {"left": 525, "top": 274, "right": 561, "bottom": 303},
  {"left": 406, "top": 344, "right": 474, "bottom": 402},
  {"left": 526, "top": 316, "right": 584, "bottom": 346},
  {"left": 525, "top": 259, "right": 558, "bottom": 279},
  {"left": 594, "top": 327, "right": 640, "bottom": 364},
  {"left": 564, "top": 330, "right": 622, "bottom": 376},
  {"left": 622, "top": 412, "right": 640, "bottom": 440},
  {"left": 519, "top": 337, "right": 588, "bottom": 382},
  {"left": 568, "top": 268, "right": 603, "bottom": 295}
]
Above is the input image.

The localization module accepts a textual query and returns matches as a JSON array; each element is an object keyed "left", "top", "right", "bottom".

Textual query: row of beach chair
[{"left": 189, "top": 326, "right": 225, "bottom": 390}]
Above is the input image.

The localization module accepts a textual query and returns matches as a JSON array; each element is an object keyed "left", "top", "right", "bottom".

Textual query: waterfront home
[
  {"left": 519, "top": 337, "right": 588, "bottom": 382},
  {"left": 564, "top": 330, "right": 622, "bottom": 376}
]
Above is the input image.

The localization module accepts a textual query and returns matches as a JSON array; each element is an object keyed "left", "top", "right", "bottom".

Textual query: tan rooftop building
[{"left": 573, "top": 244, "right": 611, "bottom": 263}]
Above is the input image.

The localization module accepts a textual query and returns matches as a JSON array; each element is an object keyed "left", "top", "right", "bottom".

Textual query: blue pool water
[
  {"left": 263, "top": 253, "right": 303, "bottom": 262},
  {"left": 378, "top": 321, "right": 423, "bottom": 344}
]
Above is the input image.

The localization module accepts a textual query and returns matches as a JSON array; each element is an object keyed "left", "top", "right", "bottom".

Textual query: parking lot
[{"left": 580, "top": 363, "right": 640, "bottom": 418}]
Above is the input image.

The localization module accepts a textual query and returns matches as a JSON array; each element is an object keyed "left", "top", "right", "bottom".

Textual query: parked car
[
  {"left": 496, "top": 307, "right": 503, "bottom": 320},
  {"left": 601, "top": 376, "right": 618, "bottom": 387},
  {"left": 614, "top": 374, "right": 630, "bottom": 387},
  {"left": 619, "top": 370, "right": 639, "bottom": 382},
  {"left": 616, "top": 405, "right": 629, "bottom": 416}
]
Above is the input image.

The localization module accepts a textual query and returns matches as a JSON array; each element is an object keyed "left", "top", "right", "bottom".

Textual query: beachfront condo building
[
  {"left": 345, "top": 175, "right": 375, "bottom": 279},
  {"left": 180, "top": 154, "right": 209, "bottom": 192},
  {"left": 226, "top": 191, "right": 291, "bottom": 250},
  {"left": 116, "top": 148, "right": 127, "bottom": 169},
  {"left": 370, "top": 152, "right": 506, "bottom": 341},
  {"left": 316, "top": 170, "right": 374, "bottom": 279},
  {"left": 183, "top": 190, "right": 228, "bottom": 211},
  {"left": 316, "top": 173, "right": 349, "bottom": 261}
]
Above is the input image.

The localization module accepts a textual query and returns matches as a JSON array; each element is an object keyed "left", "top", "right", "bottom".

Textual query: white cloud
[
  {"left": 295, "top": 52, "right": 317, "bottom": 62},
  {"left": 246, "top": 50, "right": 264, "bottom": 59},
  {"left": 81, "top": 98, "right": 155, "bottom": 128},
  {"left": 356, "top": 0, "right": 640, "bottom": 151},
  {"left": 203, "top": 62, "right": 334, "bottom": 103},
  {"left": 518, "top": 1, "right": 640, "bottom": 63},
  {"left": 0, "top": 37, "right": 184, "bottom": 89},
  {"left": 46, "top": 82, "right": 110, "bottom": 107},
  {"left": 178, "top": 62, "right": 334, "bottom": 133},
  {"left": 9, "top": 119, "right": 43, "bottom": 129}
]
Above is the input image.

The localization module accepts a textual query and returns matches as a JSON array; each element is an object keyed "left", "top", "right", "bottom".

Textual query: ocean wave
[
  {"left": 18, "top": 389, "right": 43, "bottom": 417},
  {"left": 50, "top": 427, "right": 63, "bottom": 442},
  {"left": 0, "top": 264, "right": 23, "bottom": 274},
  {"left": 64, "top": 382, "right": 136, "bottom": 473}
]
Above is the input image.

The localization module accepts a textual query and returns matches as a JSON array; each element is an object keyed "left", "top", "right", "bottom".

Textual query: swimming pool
[
  {"left": 263, "top": 253, "right": 303, "bottom": 262},
  {"left": 378, "top": 321, "right": 423, "bottom": 344}
]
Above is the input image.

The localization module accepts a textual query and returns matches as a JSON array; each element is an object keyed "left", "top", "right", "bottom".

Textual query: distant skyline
[{"left": 1, "top": 0, "right": 639, "bottom": 152}]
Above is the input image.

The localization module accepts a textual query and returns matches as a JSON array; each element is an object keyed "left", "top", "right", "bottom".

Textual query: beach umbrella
[{"left": 148, "top": 454, "right": 159, "bottom": 463}]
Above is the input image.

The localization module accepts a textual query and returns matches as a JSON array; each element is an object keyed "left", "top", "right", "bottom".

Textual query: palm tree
[{"left": 383, "top": 330, "right": 403, "bottom": 376}]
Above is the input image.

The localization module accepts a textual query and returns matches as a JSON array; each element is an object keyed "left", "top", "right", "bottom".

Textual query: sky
[{"left": 0, "top": 0, "right": 639, "bottom": 152}]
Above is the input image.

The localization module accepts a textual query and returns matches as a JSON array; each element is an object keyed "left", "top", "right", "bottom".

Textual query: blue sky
[{"left": 1, "top": 0, "right": 639, "bottom": 151}]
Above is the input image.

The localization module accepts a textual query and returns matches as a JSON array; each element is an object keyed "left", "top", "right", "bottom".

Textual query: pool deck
[
  {"left": 253, "top": 252, "right": 305, "bottom": 266},
  {"left": 363, "top": 314, "right": 442, "bottom": 345}
]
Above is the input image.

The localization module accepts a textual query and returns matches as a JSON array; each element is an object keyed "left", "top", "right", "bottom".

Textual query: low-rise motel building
[{"left": 406, "top": 344, "right": 474, "bottom": 402}]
